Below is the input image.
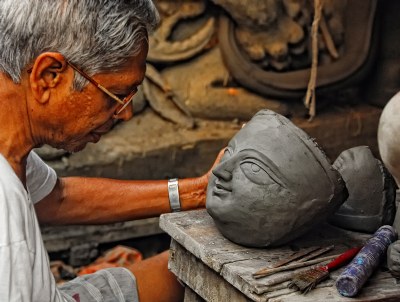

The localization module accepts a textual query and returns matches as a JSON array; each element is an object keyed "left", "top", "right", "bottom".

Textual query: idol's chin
[
  {"left": 205, "top": 190, "right": 226, "bottom": 207},
  {"left": 205, "top": 190, "right": 214, "bottom": 209},
  {"left": 206, "top": 193, "right": 233, "bottom": 224}
]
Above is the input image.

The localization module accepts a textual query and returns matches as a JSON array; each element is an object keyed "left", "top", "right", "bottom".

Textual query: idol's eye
[{"left": 240, "top": 160, "right": 278, "bottom": 186}]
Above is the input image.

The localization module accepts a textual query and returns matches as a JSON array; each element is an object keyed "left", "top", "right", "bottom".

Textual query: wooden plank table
[{"left": 159, "top": 210, "right": 400, "bottom": 302}]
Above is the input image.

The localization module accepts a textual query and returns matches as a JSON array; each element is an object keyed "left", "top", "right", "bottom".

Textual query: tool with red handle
[{"left": 288, "top": 247, "right": 362, "bottom": 294}]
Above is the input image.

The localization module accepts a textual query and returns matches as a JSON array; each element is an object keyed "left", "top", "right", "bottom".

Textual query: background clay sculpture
[
  {"left": 206, "top": 110, "right": 396, "bottom": 247},
  {"left": 329, "top": 146, "right": 396, "bottom": 233},
  {"left": 206, "top": 109, "right": 347, "bottom": 247},
  {"left": 378, "top": 91, "right": 400, "bottom": 277}
]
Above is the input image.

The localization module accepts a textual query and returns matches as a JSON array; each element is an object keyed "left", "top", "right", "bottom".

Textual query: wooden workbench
[{"left": 159, "top": 210, "right": 400, "bottom": 302}]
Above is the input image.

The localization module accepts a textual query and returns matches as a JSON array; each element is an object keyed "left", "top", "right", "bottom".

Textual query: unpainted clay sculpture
[
  {"left": 206, "top": 110, "right": 397, "bottom": 247},
  {"left": 329, "top": 146, "right": 396, "bottom": 233},
  {"left": 206, "top": 109, "right": 347, "bottom": 247},
  {"left": 379, "top": 92, "right": 400, "bottom": 277}
]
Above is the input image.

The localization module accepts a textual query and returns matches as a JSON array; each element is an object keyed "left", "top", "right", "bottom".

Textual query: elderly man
[{"left": 0, "top": 1, "right": 221, "bottom": 301}]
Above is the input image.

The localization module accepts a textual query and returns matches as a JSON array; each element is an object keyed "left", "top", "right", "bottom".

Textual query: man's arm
[
  {"left": 34, "top": 149, "right": 225, "bottom": 226},
  {"left": 34, "top": 176, "right": 208, "bottom": 225}
]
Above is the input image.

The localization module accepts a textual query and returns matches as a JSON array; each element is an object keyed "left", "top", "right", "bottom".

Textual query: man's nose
[{"left": 114, "top": 102, "right": 134, "bottom": 121}]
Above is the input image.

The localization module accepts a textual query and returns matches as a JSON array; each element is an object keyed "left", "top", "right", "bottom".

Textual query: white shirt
[{"left": 0, "top": 152, "right": 66, "bottom": 301}]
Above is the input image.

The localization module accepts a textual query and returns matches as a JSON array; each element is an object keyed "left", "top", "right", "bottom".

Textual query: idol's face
[{"left": 206, "top": 110, "right": 346, "bottom": 247}]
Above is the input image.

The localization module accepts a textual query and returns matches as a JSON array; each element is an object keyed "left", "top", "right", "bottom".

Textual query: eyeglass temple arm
[
  {"left": 115, "top": 95, "right": 134, "bottom": 115},
  {"left": 67, "top": 61, "right": 124, "bottom": 105}
]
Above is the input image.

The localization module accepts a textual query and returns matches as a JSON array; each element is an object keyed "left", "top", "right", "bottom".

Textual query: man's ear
[{"left": 29, "top": 52, "right": 69, "bottom": 104}]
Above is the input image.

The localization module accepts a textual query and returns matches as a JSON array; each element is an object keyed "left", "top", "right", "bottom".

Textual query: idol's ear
[{"left": 28, "top": 52, "right": 68, "bottom": 104}]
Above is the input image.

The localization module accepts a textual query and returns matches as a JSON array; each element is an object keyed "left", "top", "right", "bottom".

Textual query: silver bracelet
[{"left": 168, "top": 178, "right": 181, "bottom": 212}]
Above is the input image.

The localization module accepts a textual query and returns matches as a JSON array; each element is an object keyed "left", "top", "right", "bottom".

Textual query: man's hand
[
  {"left": 192, "top": 148, "right": 226, "bottom": 209},
  {"left": 387, "top": 240, "right": 400, "bottom": 277},
  {"left": 199, "top": 147, "right": 226, "bottom": 186}
]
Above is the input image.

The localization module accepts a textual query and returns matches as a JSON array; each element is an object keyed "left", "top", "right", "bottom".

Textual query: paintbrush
[
  {"left": 253, "top": 254, "right": 338, "bottom": 279},
  {"left": 288, "top": 247, "right": 361, "bottom": 294},
  {"left": 253, "top": 245, "right": 335, "bottom": 279}
]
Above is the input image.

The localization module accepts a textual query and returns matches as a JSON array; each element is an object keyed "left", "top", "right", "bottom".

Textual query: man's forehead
[{"left": 104, "top": 59, "right": 146, "bottom": 86}]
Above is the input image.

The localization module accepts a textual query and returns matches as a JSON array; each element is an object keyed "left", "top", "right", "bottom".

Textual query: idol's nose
[{"left": 212, "top": 158, "right": 234, "bottom": 181}]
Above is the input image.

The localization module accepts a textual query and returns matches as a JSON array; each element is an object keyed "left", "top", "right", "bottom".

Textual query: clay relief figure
[
  {"left": 206, "top": 110, "right": 396, "bottom": 247},
  {"left": 148, "top": 0, "right": 215, "bottom": 63},
  {"left": 214, "top": 0, "right": 347, "bottom": 70},
  {"left": 215, "top": 0, "right": 378, "bottom": 99}
]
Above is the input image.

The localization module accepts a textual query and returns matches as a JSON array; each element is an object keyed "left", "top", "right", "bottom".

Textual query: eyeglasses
[{"left": 66, "top": 61, "right": 136, "bottom": 116}]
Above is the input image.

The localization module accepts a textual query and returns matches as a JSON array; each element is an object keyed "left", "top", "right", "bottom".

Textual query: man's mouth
[
  {"left": 90, "top": 132, "right": 102, "bottom": 143},
  {"left": 89, "top": 122, "right": 114, "bottom": 141},
  {"left": 94, "top": 120, "right": 114, "bottom": 134}
]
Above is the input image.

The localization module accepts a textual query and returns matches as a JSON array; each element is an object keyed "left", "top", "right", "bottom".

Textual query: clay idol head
[{"left": 206, "top": 110, "right": 347, "bottom": 247}]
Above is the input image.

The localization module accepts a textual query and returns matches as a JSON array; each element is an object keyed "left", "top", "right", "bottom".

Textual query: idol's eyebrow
[
  {"left": 229, "top": 138, "right": 237, "bottom": 151},
  {"left": 239, "top": 148, "right": 290, "bottom": 188}
]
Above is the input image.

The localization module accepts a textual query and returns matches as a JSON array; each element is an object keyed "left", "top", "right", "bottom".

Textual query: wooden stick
[
  {"left": 269, "top": 246, "right": 321, "bottom": 268},
  {"left": 297, "top": 245, "right": 335, "bottom": 262},
  {"left": 253, "top": 247, "right": 334, "bottom": 294},
  {"left": 320, "top": 14, "right": 339, "bottom": 59},
  {"left": 253, "top": 254, "right": 339, "bottom": 279},
  {"left": 304, "top": 0, "right": 323, "bottom": 121}
]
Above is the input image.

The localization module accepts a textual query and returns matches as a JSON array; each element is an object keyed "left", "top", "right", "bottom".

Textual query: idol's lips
[{"left": 213, "top": 181, "right": 232, "bottom": 194}]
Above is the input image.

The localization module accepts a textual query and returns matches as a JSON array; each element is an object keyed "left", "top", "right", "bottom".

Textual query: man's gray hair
[{"left": 0, "top": 0, "right": 159, "bottom": 89}]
